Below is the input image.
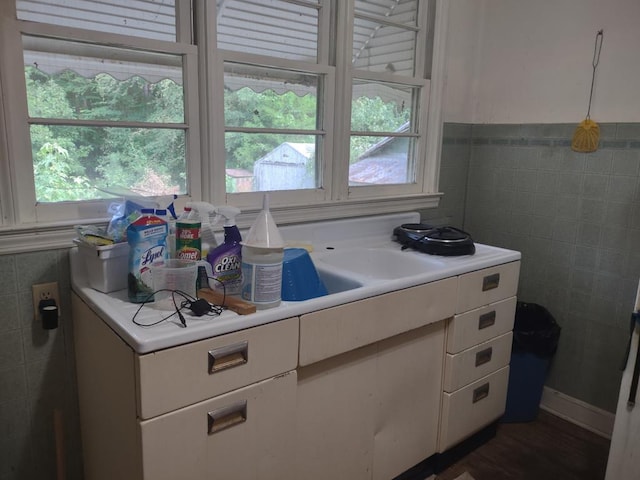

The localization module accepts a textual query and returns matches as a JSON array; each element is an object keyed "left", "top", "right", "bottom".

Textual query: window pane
[
  {"left": 17, "top": 0, "right": 177, "bottom": 41},
  {"left": 351, "top": 81, "right": 414, "bottom": 133},
  {"left": 225, "top": 134, "right": 319, "bottom": 192},
  {"left": 349, "top": 135, "right": 415, "bottom": 186},
  {"left": 224, "top": 65, "right": 318, "bottom": 130},
  {"left": 354, "top": 0, "right": 418, "bottom": 27},
  {"left": 30, "top": 125, "right": 186, "bottom": 202},
  {"left": 352, "top": 17, "right": 417, "bottom": 76},
  {"left": 217, "top": 0, "right": 319, "bottom": 61},
  {"left": 23, "top": 37, "right": 184, "bottom": 123}
]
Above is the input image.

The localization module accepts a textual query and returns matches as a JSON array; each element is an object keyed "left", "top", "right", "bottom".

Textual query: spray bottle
[
  {"left": 241, "top": 194, "right": 285, "bottom": 309},
  {"left": 175, "top": 206, "right": 201, "bottom": 261},
  {"left": 206, "top": 206, "right": 242, "bottom": 296},
  {"left": 186, "top": 202, "right": 220, "bottom": 259}
]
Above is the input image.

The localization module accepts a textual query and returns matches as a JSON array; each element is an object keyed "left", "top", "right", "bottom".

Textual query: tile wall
[
  {"left": 0, "top": 249, "right": 83, "bottom": 480},
  {"left": 456, "top": 122, "right": 640, "bottom": 412}
]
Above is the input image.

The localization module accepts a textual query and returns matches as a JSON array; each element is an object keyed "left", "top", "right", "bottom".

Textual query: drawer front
[
  {"left": 438, "top": 366, "right": 509, "bottom": 452},
  {"left": 140, "top": 372, "right": 297, "bottom": 480},
  {"left": 299, "top": 277, "right": 457, "bottom": 366},
  {"left": 443, "top": 331, "right": 513, "bottom": 392},
  {"left": 456, "top": 261, "right": 520, "bottom": 313},
  {"left": 136, "top": 317, "right": 298, "bottom": 419},
  {"left": 446, "top": 296, "right": 516, "bottom": 354}
]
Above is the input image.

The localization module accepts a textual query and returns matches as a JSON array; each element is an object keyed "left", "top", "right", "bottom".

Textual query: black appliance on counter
[{"left": 392, "top": 223, "right": 475, "bottom": 256}]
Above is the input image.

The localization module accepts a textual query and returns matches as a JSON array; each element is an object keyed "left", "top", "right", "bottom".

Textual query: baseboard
[{"left": 540, "top": 387, "right": 615, "bottom": 439}]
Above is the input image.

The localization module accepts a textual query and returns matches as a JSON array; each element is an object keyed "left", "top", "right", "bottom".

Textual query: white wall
[{"left": 443, "top": 0, "right": 640, "bottom": 124}]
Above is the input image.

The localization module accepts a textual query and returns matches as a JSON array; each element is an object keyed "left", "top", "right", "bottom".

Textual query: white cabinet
[
  {"left": 438, "top": 261, "right": 520, "bottom": 452},
  {"left": 72, "top": 292, "right": 298, "bottom": 480},
  {"left": 296, "top": 278, "right": 456, "bottom": 480},
  {"left": 73, "top": 258, "right": 521, "bottom": 480}
]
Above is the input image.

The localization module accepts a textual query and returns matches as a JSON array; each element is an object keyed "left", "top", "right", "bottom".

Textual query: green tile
[
  {"left": 577, "top": 223, "right": 602, "bottom": 247},
  {"left": 0, "top": 330, "right": 25, "bottom": 368},
  {"left": 582, "top": 174, "right": 609, "bottom": 199},
  {"left": 616, "top": 123, "right": 640, "bottom": 140},
  {"left": 612, "top": 150, "right": 640, "bottom": 176},
  {"left": 0, "top": 256, "right": 17, "bottom": 295},
  {"left": 609, "top": 176, "right": 637, "bottom": 202},
  {"left": 584, "top": 151, "right": 613, "bottom": 173},
  {"left": 0, "top": 294, "right": 19, "bottom": 333},
  {"left": 605, "top": 201, "right": 632, "bottom": 226},
  {"left": 536, "top": 171, "right": 559, "bottom": 194}
]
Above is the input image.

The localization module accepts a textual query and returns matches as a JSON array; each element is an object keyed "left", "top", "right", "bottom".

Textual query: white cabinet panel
[
  {"left": 140, "top": 372, "right": 297, "bottom": 480},
  {"left": 439, "top": 366, "right": 510, "bottom": 451},
  {"left": 296, "top": 322, "right": 446, "bottom": 480},
  {"left": 373, "top": 323, "right": 445, "bottom": 480},
  {"left": 296, "top": 344, "right": 377, "bottom": 480},
  {"left": 299, "top": 277, "right": 456, "bottom": 366},
  {"left": 446, "top": 296, "right": 516, "bottom": 354},
  {"left": 456, "top": 261, "right": 520, "bottom": 313},
  {"left": 137, "top": 317, "right": 298, "bottom": 419},
  {"left": 443, "top": 331, "right": 512, "bottom": 392}
]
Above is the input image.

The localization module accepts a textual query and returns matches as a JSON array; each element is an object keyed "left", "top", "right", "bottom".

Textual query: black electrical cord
[{"left": 131, "top": 288, "right": 224, "bottom": 328}]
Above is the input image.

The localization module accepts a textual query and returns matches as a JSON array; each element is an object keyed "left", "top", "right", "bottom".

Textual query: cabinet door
[
  {"left": 373, "top": 322, "right": 445, "bottom": 480},
  {"left": 296, "top": 344, "right": 377, "bottom": 480},
  {"left": 140, "top": 372, "right": 297, "bottom": 480},
  {"left": 296, "top": 322, "right": 445, "bottom": 480}
]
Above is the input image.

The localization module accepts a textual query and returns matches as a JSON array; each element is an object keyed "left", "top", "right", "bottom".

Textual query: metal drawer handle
[
  {"left": 482, "top": 273, "right": 500, "bottom": 291},
  {"left": 208, "top": 341, "right": 248, "bottom": 374},
  {"left": 478, "top": 311, "right": 496, "bottom": 330},
  {"left": 475, "top": 347, "right": 493, "bottom": 367},
  {"left": 207, "top": 400, "right": 247, "bottom": 435},
  {"left": 473, "top": 383, "right": 490, "bottom": 403}
]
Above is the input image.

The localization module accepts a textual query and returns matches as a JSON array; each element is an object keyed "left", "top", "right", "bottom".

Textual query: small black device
[{"left": 393, "top": 223, "right": 475, "bottom": 256}]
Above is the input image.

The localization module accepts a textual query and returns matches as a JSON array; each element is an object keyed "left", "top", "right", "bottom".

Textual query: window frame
[
  {"left": 201, "top": 0, "right": 447, "bottom": 217},
  {"left": 0, "top": 0, "right": 448, "bottom": 253},
  {"left": 0, "top": 1, "right": 200, "bottom": 225}
]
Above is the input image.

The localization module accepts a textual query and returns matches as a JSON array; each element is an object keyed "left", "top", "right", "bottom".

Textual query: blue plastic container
[
  {"left": 502, "top": 352, "right": 551, "bottom": 423},
  {"left": 281, "top": 248, "right": 328, "bottom": 301}
]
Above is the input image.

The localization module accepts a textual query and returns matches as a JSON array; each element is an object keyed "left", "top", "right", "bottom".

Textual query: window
[
  {"left": 206, "top": 0, "right": 444, "bottom": 211},
  {"left": 1, "top": 0, "right": 199, "bottom": 224},
  {"left": 0, "top": 0, "right": 446, "bottom": 245}
]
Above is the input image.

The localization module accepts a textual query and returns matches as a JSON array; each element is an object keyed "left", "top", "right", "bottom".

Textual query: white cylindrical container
[{"left": 241, "top": 245, "right": 284, "bottom": 309}]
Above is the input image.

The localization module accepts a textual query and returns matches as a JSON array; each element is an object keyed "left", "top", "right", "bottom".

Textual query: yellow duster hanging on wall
[{"left": 571, "top": 29, "right": 604, "bottom": 153}]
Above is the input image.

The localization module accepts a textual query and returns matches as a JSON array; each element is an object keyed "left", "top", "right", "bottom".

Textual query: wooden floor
[{"left": 434, "top": 410, "right": 611, "bottom": 480}]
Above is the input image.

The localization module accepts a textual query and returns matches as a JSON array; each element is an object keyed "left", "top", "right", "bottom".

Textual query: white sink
[
  {"left": 316, "top": 267, "right": 363, "bottom": 294},
  {"left": 315, "top": 247, "right": 445, "bottom": 280}
]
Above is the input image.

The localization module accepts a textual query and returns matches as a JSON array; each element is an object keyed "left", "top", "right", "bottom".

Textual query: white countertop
[{"left": 71, "top": 212, "right": 521, "bottom": 354}]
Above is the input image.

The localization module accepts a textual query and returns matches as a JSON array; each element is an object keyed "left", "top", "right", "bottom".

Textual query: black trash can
[{"left": 502, "top": 301, "right": 561, "bottom": 423}]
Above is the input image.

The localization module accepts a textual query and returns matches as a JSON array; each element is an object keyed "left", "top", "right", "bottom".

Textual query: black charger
[{"left": 39, "top": 298, "right": 59, "bottom": 329}]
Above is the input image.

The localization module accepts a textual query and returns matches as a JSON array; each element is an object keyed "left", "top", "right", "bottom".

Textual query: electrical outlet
[{"left": 32, "top": 282, "right": 60, "bottom": 321}]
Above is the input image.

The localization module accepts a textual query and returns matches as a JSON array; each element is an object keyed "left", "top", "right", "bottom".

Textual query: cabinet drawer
[
  {"left": 299, "top": 277, "right": 456, "bottom": 366},
  {"left": 443, "top": 331, "right": 512, "bottom": 392},
  {"left": 438, "top": 366, "right": 509, "bottom": 452},
  {"left": 139, "top": 371, "right": 297, "bottom": 480},
  {"left": 136, "top": 317, "right": 298, "bottom": 419},
  {"left": 446, "top": 296, "right": 516, "bottom": 354},
  {"left": 456, "top": 261, "right": 520, "bottom": 313}
]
